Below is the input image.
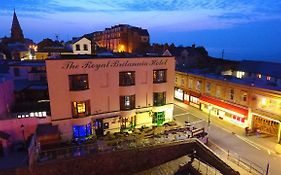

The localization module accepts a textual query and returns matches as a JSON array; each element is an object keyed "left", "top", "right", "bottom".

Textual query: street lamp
[
  {"left": 208, "top": 105, "right": 213, "bottom": 127},
  {"left": 20, "top": 124, "right": 26, "bottom": 150}
]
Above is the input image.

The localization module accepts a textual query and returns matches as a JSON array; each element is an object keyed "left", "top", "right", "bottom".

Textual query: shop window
[
  {"left": 73, "top": 123, "right": 92, "bottom": 139},
  {"left": 69, "top": 74, "right": 89, "bottom": 91},
  {"left": 153, "top": 92, "right": 166, "bottom": 106},
  {"left": 190, "top": 96, "right": 199, "bottom": 104},
  {"left": 72, "top": 100, "right": 91, "bottom": 118},
  {"left": 119, "top": 71, "right": 135, "bottom": 86},
  {"left": 120, "top": 95, "right": 135, "bottom": 110},
  {"left": 76, "top": 44, "right": 80, "bottom": 51},
  {"left": 153, "top": 69, "right": 167, "bottom": 83}
]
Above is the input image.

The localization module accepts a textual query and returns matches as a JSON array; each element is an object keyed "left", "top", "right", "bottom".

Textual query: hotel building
[
  {"left": 175, "top": 64, "right": 281, "bottom": 143},
  {"left": 93, "top": 24, "right": 150, "bottom": 53},
  {"left": 46, "top": 56, "right": 175, "bottom": 141}
]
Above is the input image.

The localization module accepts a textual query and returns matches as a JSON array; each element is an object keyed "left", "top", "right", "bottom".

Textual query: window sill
[{"left": 69, "top": 88, "right": 89, "bottom": 91}]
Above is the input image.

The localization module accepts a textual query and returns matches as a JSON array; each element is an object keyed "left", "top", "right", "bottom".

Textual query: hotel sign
[{"left": 61, "top": 59, "right": 168, "bottom": 71}]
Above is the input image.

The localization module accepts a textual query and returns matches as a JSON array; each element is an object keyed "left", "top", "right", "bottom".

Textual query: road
[{"left": 173, "top": 103, "right": 281, "bottom": 175}]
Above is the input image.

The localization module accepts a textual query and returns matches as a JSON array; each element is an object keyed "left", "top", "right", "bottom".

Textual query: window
[
  {"left": 120, "top": 95, "right": 135, "bottom": 110},
  {"left": 153, "top": 69, "right": 167, "bottom": 83},
  {"left": 13, "top": 67, "right": 20, "bottom": 77},
  {"left": 119, "top": 71, "right": 135, "bottom": 86},
  {"left": 216, "top": 86, "right": 221, "bottom": 98},
  {"left": 236, "top": 71, "right": 245, "bottom": 79},
  {"left": 257, "top": 74, "right": 262, "bottom": 79},
  {"left": 69, "top": 74, "right": 89, "bottom": 91},
  {"left": 266, "top": 76, "right": 271, "bottom": 81},
  {"left": 196, "top": 80, "right": 201, "bottom": 91},
  {"left": 72, "top": 100, "right": 90, "bottom": 118},
  {"left": 230, "top": 89, "right": 234, "bottom": 100},
  {"left": 83, "top": 44, "right": 88, "bottom": 51},
  {"left": 242, "top": 93, "right": 247, "bottom": 102},
  {"left": 153, "top": 92, "right": 166, "bottom": 106},
  {"left": 76, "top": 44, "right": 80, "bottom": 51},
  {"left": 206, "top": 82, "right": 211, "bottom": 94},
  {"left": 73, "top": 123, "right": 92, "bottom": 139},
  {"left": 188, "top": 79, "right": 193, "bottom": 89}
]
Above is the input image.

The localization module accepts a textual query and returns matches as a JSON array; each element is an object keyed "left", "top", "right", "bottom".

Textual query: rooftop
[
  {"left": 177, "top": 67, "right": 281, "bottom": 92},
  {"left": 237, "top": 60, "right": 281, "bottom": 78}
]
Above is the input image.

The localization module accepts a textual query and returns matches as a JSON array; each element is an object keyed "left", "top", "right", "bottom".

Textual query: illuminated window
[
  {"left": 153, "top": 69, "right": 167, "bottom": 83},
  {"left": 72, "top": 100, "right": 90, "bottom": 117},
  {"left": 77, "top": 103, "right": 86, "bottom": 113},
  {"left": 261, "top": 98, "right": 267, "bottom": 106},
  {"left": 236, "top": 71, "right": 245, "bottom": 79},
  {"left": 119, "top": 71, "right": 135, "bottom": 86},
  {"left": 266, "top": 76, "right": 271, "bottom": 81},
  {"left": 120, "top": 95, "right": 135, "bottom": 110},
  {"left": 257, "top": 74, "right": 262, "bottom": 79}
]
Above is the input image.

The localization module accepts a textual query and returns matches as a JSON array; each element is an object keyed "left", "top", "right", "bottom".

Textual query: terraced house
[{"left": 175, "top": 60, "right": 281, "bottom": 143}]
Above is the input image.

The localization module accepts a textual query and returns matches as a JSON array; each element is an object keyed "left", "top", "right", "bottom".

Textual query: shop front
[
  {"left": 189, "top": 92, "right": 201, "bottom": 109},
  {"left": 72, "top": 123, "right": 93, "bottom": 140},
  {"left": 174, "top": 88, "right": 184, "bottom": 101},
  {"left": 153, "top": 111, "right": 165, "bottom": 126},
  {"left": 200, "top": 95, "right": 249, "bottom": 128},
  {"left": 252, "top": 113, "right": 280, "bottom": 139},
  {"left": 183, "top": 92, "right": 189, "bottom": 104}
]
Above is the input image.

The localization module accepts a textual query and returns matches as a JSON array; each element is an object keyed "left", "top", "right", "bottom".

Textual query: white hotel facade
[{"left": 46, "top": 56, "right": 175, "bottom": 141}]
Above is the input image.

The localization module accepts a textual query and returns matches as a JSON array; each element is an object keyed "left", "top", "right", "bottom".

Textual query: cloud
[{"left": 1, "top": 0, "right": 281, "bottom": 32}]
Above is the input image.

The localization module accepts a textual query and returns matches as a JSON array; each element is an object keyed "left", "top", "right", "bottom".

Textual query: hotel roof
[{"left": 47, "top": 54, "right": 174, "bottom": 60}]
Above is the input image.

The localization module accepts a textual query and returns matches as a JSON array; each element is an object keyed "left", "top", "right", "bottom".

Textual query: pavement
[{"left": 173, "top": 100, "right": 281, "bottom": 175}]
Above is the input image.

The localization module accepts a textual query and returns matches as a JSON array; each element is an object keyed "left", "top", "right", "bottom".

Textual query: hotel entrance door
[
  {"left": 95, "top": 119, "right": 103, "bottom": 137},
  {"left": 153, "top": 112, "right": 165, "bottom": 126}
]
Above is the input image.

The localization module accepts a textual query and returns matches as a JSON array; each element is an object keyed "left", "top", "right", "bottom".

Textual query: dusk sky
[{"left": 1, "top": 0, "right": 281, "bottom": 62}]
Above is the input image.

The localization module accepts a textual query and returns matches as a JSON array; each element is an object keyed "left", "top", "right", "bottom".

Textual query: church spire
[{"left": 11, "top": 10, "right": 24, "bottom": 42}]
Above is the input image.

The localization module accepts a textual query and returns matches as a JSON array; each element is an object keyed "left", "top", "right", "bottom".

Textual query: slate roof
[{"left": 237, "top": 60, "right": 281, "bottom": 78}]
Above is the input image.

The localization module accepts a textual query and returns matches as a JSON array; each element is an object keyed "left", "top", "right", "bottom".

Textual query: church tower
[{"left": 11, "top": 10, "right": 24, "bottom": 42}]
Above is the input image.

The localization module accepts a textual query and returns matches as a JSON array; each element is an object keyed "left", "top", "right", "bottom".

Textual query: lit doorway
[{"left": 153, "top": 112, "right": 165, "bottom": 126}]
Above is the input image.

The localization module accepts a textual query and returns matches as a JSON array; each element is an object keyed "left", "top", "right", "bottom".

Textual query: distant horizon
[{"left": 1, "top": 0, "right": 281, "bottom": 63}]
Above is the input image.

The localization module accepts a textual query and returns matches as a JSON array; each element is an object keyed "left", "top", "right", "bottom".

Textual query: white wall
[{"left": 72, "top": 38, "right": 91, "bottom": 55}]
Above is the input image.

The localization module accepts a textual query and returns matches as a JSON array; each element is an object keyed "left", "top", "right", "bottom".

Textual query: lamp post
[
  {"left": 208, "top": 105, "right": 212, "bottom": 127},
  {"left": 20, "top": 124, "right": 26, "bottom": 150}
]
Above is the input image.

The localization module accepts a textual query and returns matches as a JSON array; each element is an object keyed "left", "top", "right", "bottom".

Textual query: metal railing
[{"left": 226, "top": 150, "right": 265, "bottom": 175}]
